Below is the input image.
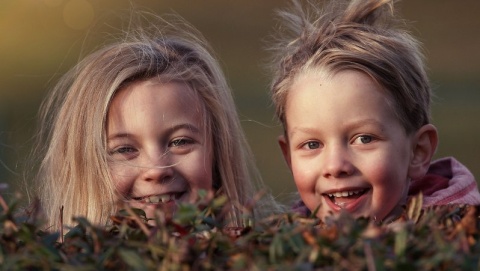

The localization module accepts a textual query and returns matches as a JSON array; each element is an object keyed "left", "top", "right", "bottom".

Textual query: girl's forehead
[
  {"left": 108, "top": 79, "right": 209, "bottom": 129},
  {"left": 113, "top": 79, "right": 203, "bottom": 108}
]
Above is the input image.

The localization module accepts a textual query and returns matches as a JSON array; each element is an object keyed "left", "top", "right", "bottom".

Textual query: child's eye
[
  {"left": 108, "top": 145, "right": 138, "bottom": 160},
  {"left": 353, "top": 135, "right": 374, "bottom": 144},
  {"left": 169, "top": 138, "right": 193, "bottom": 147},
  {"left": 110, "top": 146, "right": 137, "bottom": 154},
  {"left": 301, "top": 141, "right": 321, "bottom": 150},
  {"left": 115, "top": 146, "right": 137, "bottom": 153}
]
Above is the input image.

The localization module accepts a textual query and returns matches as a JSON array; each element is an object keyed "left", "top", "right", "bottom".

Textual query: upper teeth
[
  {"left": 328, "top": 190, "right": 364, "bottom": 198},
  {"left": 144, "top": 194, "right": 176, "bottom": 203}
]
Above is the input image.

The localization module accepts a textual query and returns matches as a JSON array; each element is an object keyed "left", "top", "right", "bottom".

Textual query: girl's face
[
  {"left": 106, "top": 79, "right": 213, "bottom": 219},
  {"left": 279, "top": 69, "right": 417, "bottom": 222}
]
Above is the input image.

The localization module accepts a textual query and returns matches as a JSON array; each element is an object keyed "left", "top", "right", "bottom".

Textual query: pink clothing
[
  {"left": 292, "top": 157, "right": 480, "bottom": 216},
  {"left": 408, "top": 157, "right": 480, "bottom": 206}
]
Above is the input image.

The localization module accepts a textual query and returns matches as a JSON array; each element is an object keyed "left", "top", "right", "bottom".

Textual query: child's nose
[
  {"left": 321, "top": 144, "right": 354, "bottom": 178},
  {"left": 140, "top": 153, "right": 175, "bottom": 183}
]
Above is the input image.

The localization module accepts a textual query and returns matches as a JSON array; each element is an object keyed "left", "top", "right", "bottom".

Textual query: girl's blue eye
[
  {"left": 108, "top": 146, "right": 138, "bottom": 161},
  {"left": 171, "top": 139, "right": 185, "bottom": 146},
  {"left": 114, "top": 146, "right": 136, "bottom": 154},
  {"left": 169, "top": 138, "right": 192, "bottom": 147}
]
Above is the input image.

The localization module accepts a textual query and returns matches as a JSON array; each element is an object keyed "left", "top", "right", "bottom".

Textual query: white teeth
[
  {"left": 161, "top": 195, "right": 172, "bottom": 203},
  {"left": 328, "top": 189, "right": 365, "bottom": 198},
  {"left": 145, "top": 194, "right": 175, "bottom": 203},
  {"left": 146, "top": 196, "right": 157, "bottom": 203}
]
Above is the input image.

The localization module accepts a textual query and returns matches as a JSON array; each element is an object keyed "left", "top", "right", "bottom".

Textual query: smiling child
[
  {"left": 269, "top": 0, "right": 480, "bottom": 223},
  {"left": 107, "top": 80, "right": 215, "bottom": 219},
  {"left": 31, "top": 14, "right": 281, "bottom": 232}
]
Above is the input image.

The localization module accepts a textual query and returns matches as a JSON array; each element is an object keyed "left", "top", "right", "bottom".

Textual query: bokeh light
[
  {"left": 43, "top": 0, "right": 63, "bottom": 8},
  {"left": 63, "top": 0, "right": 94, "bottom": 30}
]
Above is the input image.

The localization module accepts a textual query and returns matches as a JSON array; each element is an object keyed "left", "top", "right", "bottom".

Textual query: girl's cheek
[{"left": 109, "top": 168, "right": 133, "bottom": 196}]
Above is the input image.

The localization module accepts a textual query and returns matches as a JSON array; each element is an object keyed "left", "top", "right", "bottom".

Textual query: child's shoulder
[{"left": 409, "top": 157, "right": 480, "bottom": 206}]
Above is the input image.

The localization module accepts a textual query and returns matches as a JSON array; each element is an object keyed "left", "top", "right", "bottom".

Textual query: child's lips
[{"left": 322, "top": 188, "right": 370, "bottom": 212}]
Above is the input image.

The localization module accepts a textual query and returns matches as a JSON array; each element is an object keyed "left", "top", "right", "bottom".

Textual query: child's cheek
[
  {"left": 292, "top": 164, "right": 320, "bottom": 207},
  {"left": 367, "top": 163, "right": 409, "bottom": 220},
  {"left": 109, "top": 166, "right": 133, "bottom": 197}
]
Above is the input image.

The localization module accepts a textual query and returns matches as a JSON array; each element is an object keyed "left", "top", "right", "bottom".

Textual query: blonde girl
[{"left": 31, "top": 15, "right": 280, "bottom": 232}]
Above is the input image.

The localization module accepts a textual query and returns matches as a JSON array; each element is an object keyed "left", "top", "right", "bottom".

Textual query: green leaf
[{"left": 118, "top": 248, "right": 147, "bottom": 270}]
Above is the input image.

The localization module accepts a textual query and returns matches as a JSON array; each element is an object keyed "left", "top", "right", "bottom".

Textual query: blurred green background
[{"left": 1, "top": 0, "right": 479, "bottom": 203}]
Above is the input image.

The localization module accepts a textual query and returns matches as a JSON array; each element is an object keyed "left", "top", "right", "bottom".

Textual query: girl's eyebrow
[
  {"left": 107, "top": 123, "right": 201, "bottom": 141},
  {"left": 169, "top": 123, "right": 201, "bottom": 134}
]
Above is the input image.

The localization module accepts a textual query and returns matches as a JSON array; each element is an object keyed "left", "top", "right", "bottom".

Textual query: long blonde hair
[{"left": 32, "top": 14, "right": 279, "bottom": 231}]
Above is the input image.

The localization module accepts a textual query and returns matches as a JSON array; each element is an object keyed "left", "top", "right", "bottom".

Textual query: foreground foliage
[{"left": 0, "top": 191, "right": 479, "bottom": 270}]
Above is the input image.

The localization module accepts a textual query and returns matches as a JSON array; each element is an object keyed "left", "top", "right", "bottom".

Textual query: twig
[
  {"left": 364, "top": 241, "right": 377, "bottom": 271},
  {"left": 125, "top": 205, "right": 151, "bottom": 236},
  {"left": 0, "top": 194, "right": 9, "bottom": 212},
  {"left": 60, "top": 206, "right": 64, "bottom": 243}
]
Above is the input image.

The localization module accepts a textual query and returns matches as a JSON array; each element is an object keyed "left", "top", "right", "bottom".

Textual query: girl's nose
[
  {"left": 139, "top": 153, "right": 175, "bottom": 183},
  {"left": 321, "top": 144, "right": 355, "bottom": 179}
]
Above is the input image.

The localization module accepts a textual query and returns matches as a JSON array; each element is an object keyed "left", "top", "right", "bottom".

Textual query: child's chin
[
  {"left": 134, "top": 201, "right": 178, "bottom": 223},
  {"left": 318, "top": 204, "right": 371, "bottom": 221}
]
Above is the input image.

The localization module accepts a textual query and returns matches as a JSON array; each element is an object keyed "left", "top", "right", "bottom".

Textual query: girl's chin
[{"left": 128, "top": 200, "right": 178, "bottom": 222}]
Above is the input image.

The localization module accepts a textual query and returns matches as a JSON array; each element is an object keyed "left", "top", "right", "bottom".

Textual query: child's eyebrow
[
  {"left": 344, "top": 119, "right": 386, "bottom": 131},
  {"left": 288, "top": 127, "right": 318, "bottom": 138},
  {"left": 107, "top": 123, "right": 201, "bottom": 141},
  {"left": 168, "top": 123, "right": 201, "bottom": 134},
  {"left": 288, "top": 119, "right": 385, "bottom": 138}
]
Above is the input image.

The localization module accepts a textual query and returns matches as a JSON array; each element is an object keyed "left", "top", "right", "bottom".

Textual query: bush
[{"left": 0, "top": 190, "right": 479, "bottom": 270}]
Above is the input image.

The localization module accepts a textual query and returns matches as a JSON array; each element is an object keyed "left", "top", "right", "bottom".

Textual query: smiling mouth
[
  {"left": 130, "top": 192, "right": 184, "bottom": 204},
  {"left": 325, "top": 188, "right": 369, "bottom": 207}
]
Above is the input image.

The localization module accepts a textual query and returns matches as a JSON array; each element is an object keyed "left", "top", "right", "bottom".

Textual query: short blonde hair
[
  {"left": 32, "top": 14, "right": 277, "bottom": 231},
  {"left": 270, "top": 0, "right": 431, "bottom": 134}
]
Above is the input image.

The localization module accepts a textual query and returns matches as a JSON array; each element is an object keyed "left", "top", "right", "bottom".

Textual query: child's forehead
[
  {"left": 293, "top": 67, "right": 397, "bottom": 102},
  {"left": 106, "top": 86, "right": 213, "bottom": 151},
  {"left": 288, "top": 68, "right": 400, "bottom": 120},
  {"left": 109, "top": 79, "right": 209, "bottom": 124},
  {"left": 294, "top": 66, "right": 332, "bottom": 84},
  {"left": 293, "top": 68, "right": 383, "bottom": 93},
  {"left": 114, "top": 78, "right": 204, "bottom": 106}
]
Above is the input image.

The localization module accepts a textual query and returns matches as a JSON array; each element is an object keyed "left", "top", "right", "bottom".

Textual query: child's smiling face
[
  {"left": 106, "top": 79, "right": 213, "bottom": 219},
  {"left": 279, "top": 69, "right": 417, "bottom": 222}
]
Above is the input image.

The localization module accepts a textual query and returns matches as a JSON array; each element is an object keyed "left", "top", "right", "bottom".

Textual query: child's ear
[
  {"left": 408, "top": 124, "right": 438, "bottom": 180},
  {"left": 278, "top": 135, "right": 292, "bottom": 170}
]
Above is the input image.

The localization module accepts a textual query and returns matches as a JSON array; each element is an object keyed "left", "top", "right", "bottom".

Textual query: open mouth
[
  {"left": 130, "top": 192, "right": 184, "bottom": 204},
  {"left": 325, "top": 188, "right": 369, "bottom": 208}
]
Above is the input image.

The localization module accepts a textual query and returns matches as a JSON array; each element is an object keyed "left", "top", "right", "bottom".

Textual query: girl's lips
[{"left": 322, "top": 188, "right": 370, "bottom": 213}]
